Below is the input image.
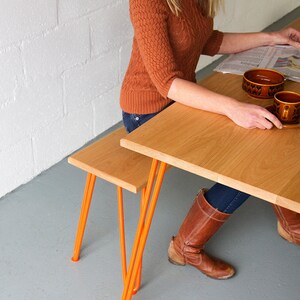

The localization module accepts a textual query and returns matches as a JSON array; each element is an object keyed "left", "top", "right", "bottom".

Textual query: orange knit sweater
[{"left": 120, "top": 0, "right": 224, "bottom": 114}]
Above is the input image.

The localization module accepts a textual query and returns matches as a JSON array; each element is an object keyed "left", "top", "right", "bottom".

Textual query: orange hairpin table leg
[
  {"left": 118, "top": 187, "right": 146, "bottom": 295},
  {"left": 122, "top": 160, "right": 167, "bottom": 300},
  {"left": 72, "top": 173, "right": 96, "bottom": 262},
  {"left": 121, "top": 160, "right": 159, "bottom": 299},
  {"left": 132, "top": 188, "right": 147, "bottom": 295}
]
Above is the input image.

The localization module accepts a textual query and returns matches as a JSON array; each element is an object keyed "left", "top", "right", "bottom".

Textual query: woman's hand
[
  {"left": 226, "top": 102, "right": 283, "bottom": 130},
  {"left": 270, "top": 27, "right": 300, "bottom": 48},
  {"left": 220, "top": 28, "right": 300, "bottom": 54}
]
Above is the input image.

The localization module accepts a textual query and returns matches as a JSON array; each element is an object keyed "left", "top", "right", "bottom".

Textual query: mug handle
[{"left": 282, "top": 105, "right": 290, "bottom": 120}]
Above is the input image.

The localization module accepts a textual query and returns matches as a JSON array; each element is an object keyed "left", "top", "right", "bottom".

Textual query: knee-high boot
[
  {"left": 272, "top": 205, "right": 300, "bottom": 246},
  {"left": 168, "top": 189, "right": 235, "bottom": 280}
]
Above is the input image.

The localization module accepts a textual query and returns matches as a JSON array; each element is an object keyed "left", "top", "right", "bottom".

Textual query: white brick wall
[
  {"left": 63, "top": 51, "right": 119, "bottom": 113},
  {"left": 0, "top": 0, "right": 130, "bottom": 198},
  {"left": 0, "top": 76, "right": 63, "bottom": 149},
  {"left": 0, "top": 47, "right": 23, "bottom": 108},
  {"left": 89, "top": 2, "right": 133, "bottom": 57},
  {"left": 22, "top": 20, "right": 90, "bottom": 80},
  {"left": 32, "top": 104, "right": 94, "bottom": 174},
  {"left": 0, "top": 1, "right": 57, "bottom": 48},
  {"left": 0, "top": 138, "right": 34, "bottom": 198},
  {"left": 0, "top": 0, "right": 299, "bottom": 198}
]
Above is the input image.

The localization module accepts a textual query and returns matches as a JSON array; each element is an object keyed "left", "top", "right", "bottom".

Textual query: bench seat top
[{"left": 68, "top": 127, "right": 153, "bottom": 193}]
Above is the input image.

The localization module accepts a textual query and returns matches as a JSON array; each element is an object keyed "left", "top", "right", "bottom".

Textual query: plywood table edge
[
  {"left": 275, "top": 196, "right": 300, "bottom": 214},
  {"left": 121, "top": 138, "right": 300, "bottom": 212}
]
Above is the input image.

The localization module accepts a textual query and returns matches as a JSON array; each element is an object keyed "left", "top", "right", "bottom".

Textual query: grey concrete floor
[
  {"left": 1, "top": 7, "right": 300, "bottom": 300},
  {"left": 1, "top": 143, "right": 300, "bottom": 300}
]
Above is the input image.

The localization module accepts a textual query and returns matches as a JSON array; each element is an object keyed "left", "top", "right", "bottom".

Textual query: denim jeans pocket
[{"left": 122, "top": 111, "right": 158, "bottom": 133}]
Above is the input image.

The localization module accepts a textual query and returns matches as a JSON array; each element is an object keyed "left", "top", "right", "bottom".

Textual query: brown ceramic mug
[{"left": 273, "top": 91, "right": 300, "bottom": 124}]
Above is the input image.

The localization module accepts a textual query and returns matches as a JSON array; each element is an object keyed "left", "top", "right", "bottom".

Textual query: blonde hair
[{"left": 166, "top": 0, "right": 223, "bottom": 17}]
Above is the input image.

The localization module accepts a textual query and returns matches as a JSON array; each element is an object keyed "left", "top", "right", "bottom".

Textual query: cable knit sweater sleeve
[
  {"left": 130, "top": 0, "right": 183, "bottom": 98},
  {"left": 202, "top": 29, "right": 224, "bottom": 56}
]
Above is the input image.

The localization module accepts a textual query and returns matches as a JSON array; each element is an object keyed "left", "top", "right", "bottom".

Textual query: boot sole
[
  {"left": 206, "top": 273, "right": 235, "bottom": 280},
  {"left": 168, "top": 256, "right": 235, "bottom": 280},
  {"left": 168, "top": 256, "right": 185, "bottom": 266}
]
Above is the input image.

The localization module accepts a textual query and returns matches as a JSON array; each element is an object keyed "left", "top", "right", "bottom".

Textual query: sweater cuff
[
  {"left": 159, "top": 72, "right": 183, "bottom": 99},
  {"left": 202, "top": 30, "right": 224, "bottom": 56}
]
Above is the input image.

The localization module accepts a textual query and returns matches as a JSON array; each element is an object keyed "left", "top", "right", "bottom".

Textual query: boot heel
[
  {"left": 168, "top": 239, "right": 186, "bottom": 266},
  {"left": 272, "top": 205, "right": 300, "bottom": 246},
  {"left": 277, "top": 221, "right": 293, "bottom": 243}
]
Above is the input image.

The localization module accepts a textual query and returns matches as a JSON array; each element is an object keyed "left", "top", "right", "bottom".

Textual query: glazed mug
[{"left": 273, "top": 91, "right": 300, "bottom": 124}]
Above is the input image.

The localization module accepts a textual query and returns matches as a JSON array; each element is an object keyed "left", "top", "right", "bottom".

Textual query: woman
[{"left": 120, "top": 0, "right": 300, "bottom": 279}]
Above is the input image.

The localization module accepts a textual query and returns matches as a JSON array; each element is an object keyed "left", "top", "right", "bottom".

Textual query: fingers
[
  {"left": 287, "top": 39, "right": 300, "bottom": 49},
  {"left": 254, "top": 110, "right": 282, "bottom": 130},
  {"left": 254, "top": 122, "right": 268, "bottom": 130},
  {"left": 274, "top": 28, "right": 300, "bottom": 48},
  {"left": 254, "top": 117, "right": 273, "bottom": 130},
  {"left": 263, "top": 110, "right": 283, "bottom": 129},
  {"left": 290, "top": 32, "right": 300, "bottom": 43},
  {"left": 232, "top": 103, "right": 283, "bottom": 130},
  {"left": 248, "top": 107, "right": 283, "bottom": 130},
  {"left": 283, "top": 28, "right": 300, "bottom": 48}
]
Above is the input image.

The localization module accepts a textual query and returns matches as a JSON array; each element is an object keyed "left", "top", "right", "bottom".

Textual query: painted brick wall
[
  {"left": 0, "top": 0, "right": 299, "bottom": 198},
  {"left": 0, "top": 0, "right": 132, "bottom": 197}
]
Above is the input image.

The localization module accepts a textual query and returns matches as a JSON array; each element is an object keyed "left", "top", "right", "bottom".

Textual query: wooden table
[
  {"left": 121, "top": 73, "right": 300, "bottom": 212},
  {"left": 120, "top": 20, "right": 300, "bottom": 300}
]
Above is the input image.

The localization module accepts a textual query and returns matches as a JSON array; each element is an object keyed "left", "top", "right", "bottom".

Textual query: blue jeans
[
  {"left": 122, "top": 111, "right": 159, "bottom": 133},
  {"left": 122, "top": 110, "right": 249, "bottom": 213}
]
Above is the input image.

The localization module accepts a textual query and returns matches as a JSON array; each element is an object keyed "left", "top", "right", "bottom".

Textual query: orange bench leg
[
  {"left": 72, "top": 173, "right": 96, "bottom": 262},
  {"left": 132, "top": 188, "right": 146, "bottom": 295},
  {"left": 117, "top": 186, "right": 127, "bottom": 282},
  {"left": 122, "top": 160, "right": 167, "bottom": 300},
  {"left": 118, "top": 186, "right": 146, "bottom": 295}
]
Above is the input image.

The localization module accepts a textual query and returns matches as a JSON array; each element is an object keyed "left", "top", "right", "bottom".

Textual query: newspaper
[{"left": 214, "top": 45, "right": 300, "bottom": 82}]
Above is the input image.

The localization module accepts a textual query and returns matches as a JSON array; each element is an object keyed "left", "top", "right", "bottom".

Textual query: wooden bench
[{"left": 68, "top": 126, "right": 157, "bottom": 294}]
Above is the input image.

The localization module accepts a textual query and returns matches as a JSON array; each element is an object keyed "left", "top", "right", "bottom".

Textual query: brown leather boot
[
  {"left": 272, "top": 205, "right": 300, "bottom": 246},
  {"left": 168, "top": 189, "right": 235, "bottom": 280}
]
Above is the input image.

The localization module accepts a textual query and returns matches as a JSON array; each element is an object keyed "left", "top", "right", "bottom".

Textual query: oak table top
[{"left": 121, "top": 20, "right": 300, "bottom": 213}]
